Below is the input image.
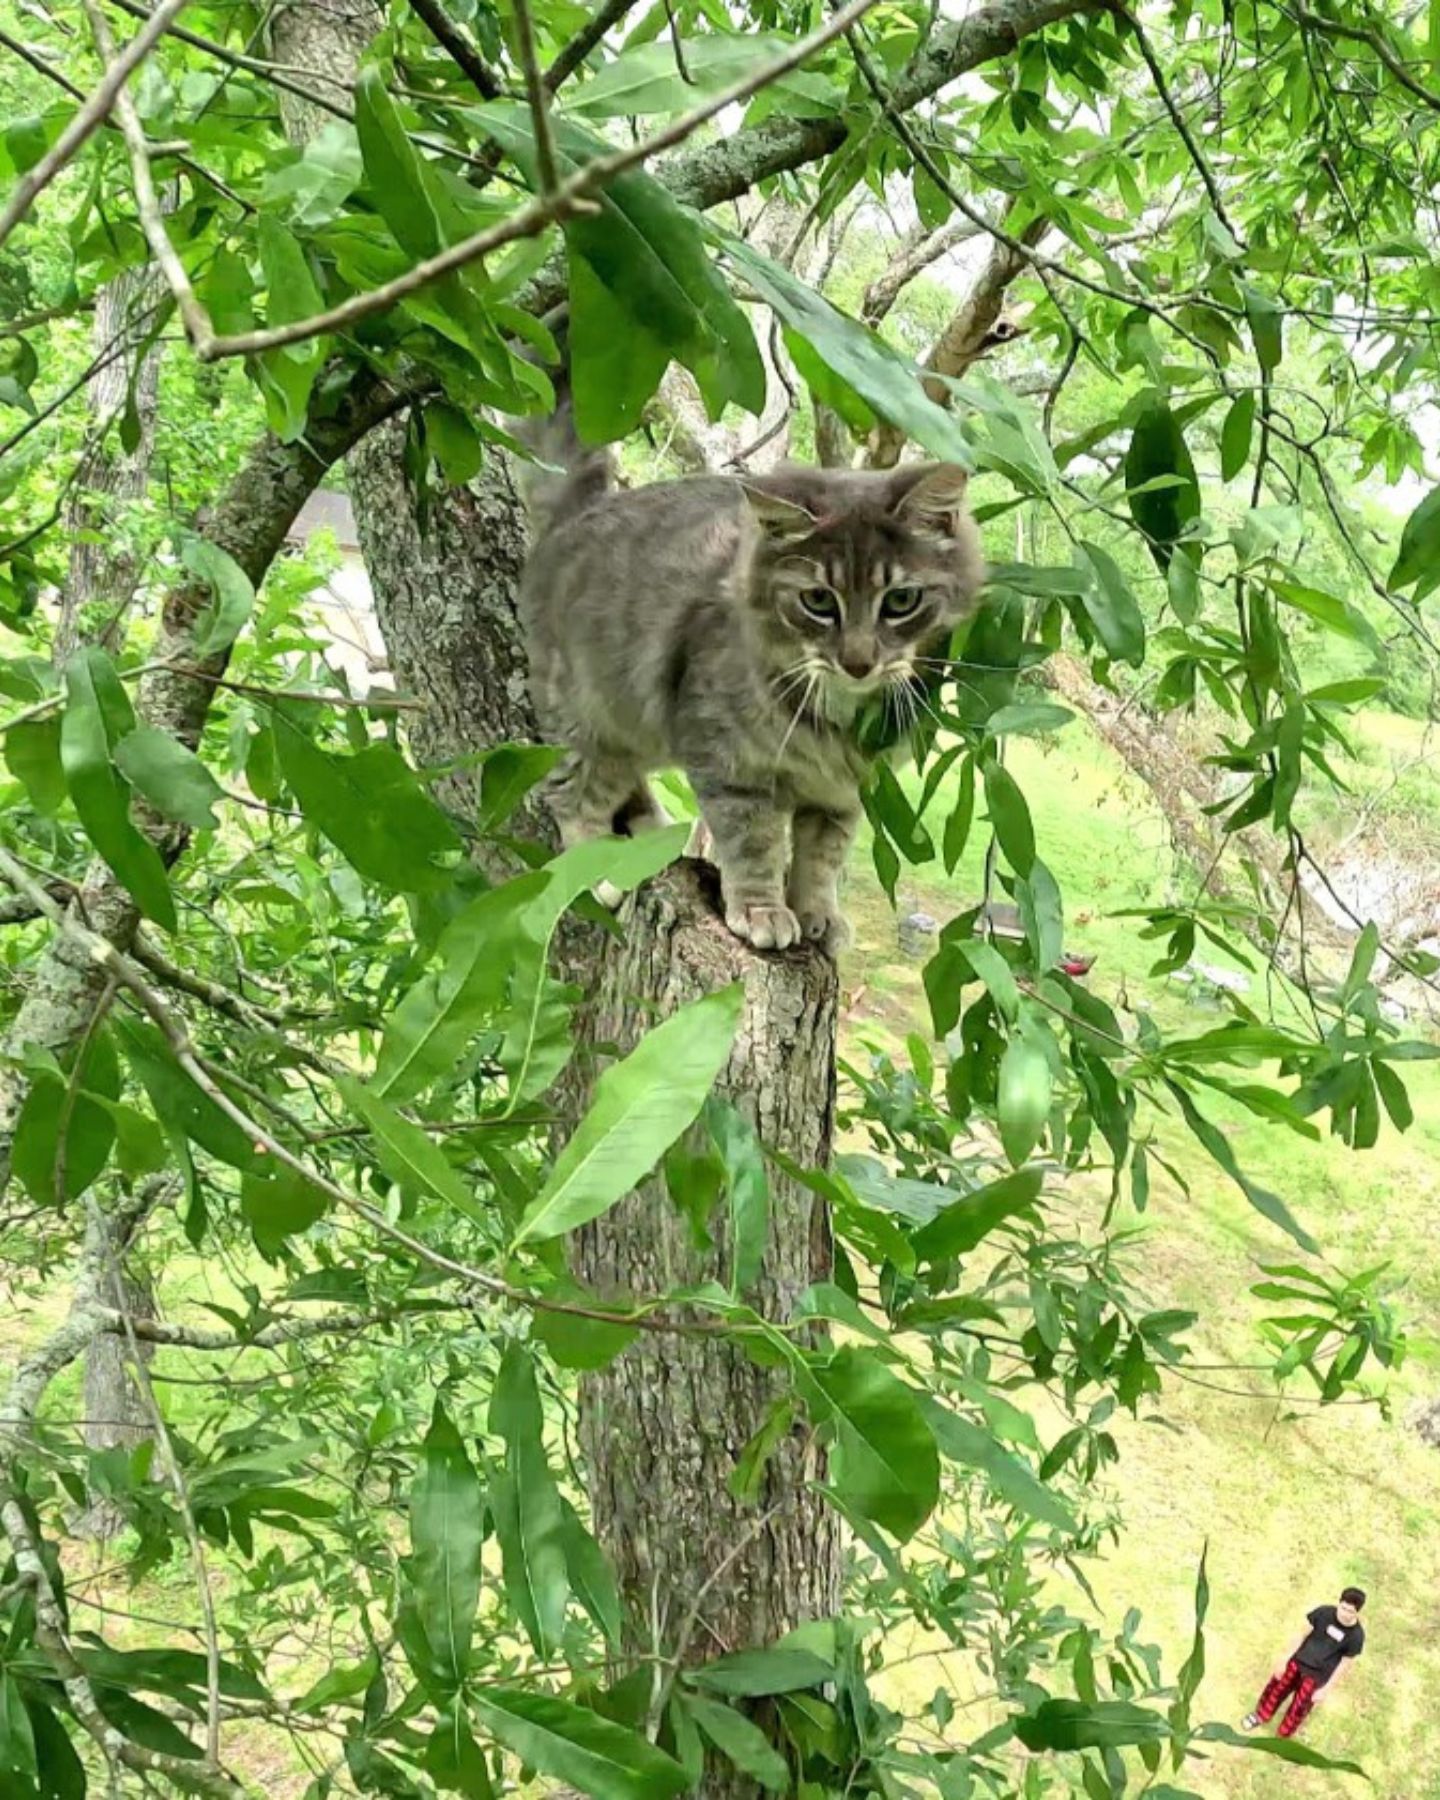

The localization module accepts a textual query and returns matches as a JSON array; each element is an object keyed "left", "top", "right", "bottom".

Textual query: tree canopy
[{"left": 0, "top": 0, "right": 1436, "bottom": 1795}]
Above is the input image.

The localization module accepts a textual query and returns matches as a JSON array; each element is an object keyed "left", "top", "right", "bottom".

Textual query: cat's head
[{"left": 742, "top": 463, "right": 985, "bottom": 709}]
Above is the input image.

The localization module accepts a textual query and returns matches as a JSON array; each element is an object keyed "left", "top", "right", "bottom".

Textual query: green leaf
[
  {"left": 480, "top": 105, "right": 762, "bottom": 426},
  {"left": 116, "top": 1016, "right": 256, "bottom": 1170},
  {"left": 1078, "top": 542, "right": 1146, "bottom": 665},
  {"left": 263, "top": 119, "right": 363, "bottom": 227},
  {"left": 27, "top": 1700, "right": 85, "bottom": 1800},
  {"left": 998, "top": 1029, "right": 1051, "bottom": 1167},
  {"left": 924, "top": 1401, "right": 1074, "bottom": 1528},
  {"left": 567, "top": 34, "right": 826, "bottom": 117},
  {"left": 501, "top": 826, "right": 688, "bottom": 1106},
  {"left": 12, "top": 1028, "right": 118, "bottom": 1206},
  {"left": 1014, "top": 1699, "right": 1169, "bottom": 1752},
  {"left": 338, "top": 1075, "right": 484, "bottom": 1221},
  {"left": 477, "top": 742, "right": 564, "bottom": 833},
  {"left": 425, "top": 399, "right": 485, "bottom": 486},
  {"left": 1125, "top": 397, "right": 1199, "bottom": 571},
  {"left": 411, "top": 1397, "right": 485, "bottom": 1690},
  {"left": 179, "top": 534, "right": 256, "bottom": 657},
  {"left": 113, "top": 726, "right": 224, "bottom": 830},
  {"left": 356, "top": 68, "right": 445, "bottom": 260},
  {"left": 0, "top": 1671, "right": 37, "bottom": 1777},
  {"left": 1176, "top": 1544, "right": 1209, "bottom": 1713},
  {"left": 256, "top": 215, "right": 327, "bottom": 441},
  {"left": 559, "top": 1497, "right": 623, "bottom": 1644},
  {"left": 1165, "top": 1078, "right": 1318, "bottom": 1252},
  {"left": 983, "top": 760, "right": 1035, "bottom": 874},
  {"left": 488, "top": 1343, "right": 570, "bottom": 1657},
  {"left": 61, "top": 648, "right": 176, "bottom": 930},
  {"left": 1193, "top": 1721, "right": 1367, "bottom": 1777},
  {"left": 426, "top": 1704, "right": 497, "bottom": 1798},
  {"left": 710, "top": 1099, "right": 769, "bottom": 1293},
  {"left": 1220, "top": 391, "right": 1255, "bottom": 480},
  {"left": 1241, "top": 281, "right": 1283, "bottom": 374},
  {"left": 241, "top": 1166, "right": 329, "bottom": 1256},
  {"left": 569, "top": 243, "right": 672, "bottom": 439},
  {"left": 685, "top": 1695, "right": 789, "bottom": 1792},
  {"left": 810, "top": 1346, "right": 939, "bottom": 1542},
  {"left": 292, "top": 1651, "right": 380, "bottom": 1715},
  {"left": 910, "top": 1168, "right": 1043, "bottom": 1262},
  {"left": 943, "top": 755, "right": 975, "bottom": 874},
  {"left": 1389, "top": 485, "right": 1440, "bottom": 601},
  {"left": 514, "top": 984, "right": 742, "bottom": 1246},
  {"left": 4, "top": 716, "right": 65, "bottom": 813},
  {"left": 275, "top": 717, "right": 461, "bottom": 892},
  {"left": 469, "top": 1687, "right": 687, "bottom": 1800},
  {"left": 720, "top": 233, "right": 974, "bottom": 467},
  {"left": 375, "top": 872, "right": 549, "bottom": 1101},
  {"left": 690, "top": 1648, "right": 835, "bottom": 1697}
]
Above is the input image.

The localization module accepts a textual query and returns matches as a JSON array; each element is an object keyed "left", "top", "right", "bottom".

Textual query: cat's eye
[
  {"left": 799, "top": 587, "right": 841, "bottom": 621},
  {"left": 882, "top": 585, "right": 925, "bottom": 619}
]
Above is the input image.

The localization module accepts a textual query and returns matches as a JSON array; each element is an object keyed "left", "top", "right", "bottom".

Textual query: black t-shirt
[{"left": 1294, "top": 1605, "right": 1365, "bottom": 1685}]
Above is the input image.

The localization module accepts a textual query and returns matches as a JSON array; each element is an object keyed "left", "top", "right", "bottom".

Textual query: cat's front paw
[
  {"left": 796, "top": 905, "right": 851, "bottom": 957},
  {"left": 594, "top": 878, "right": 626, "bottom": 912},
  {"left": 725, "top": 902, "right": 802, "bottom": 951}
]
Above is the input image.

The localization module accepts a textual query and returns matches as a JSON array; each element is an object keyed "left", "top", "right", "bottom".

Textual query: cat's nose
[{"left": 840, "top": 653, "right": 874, "bottom": 680}]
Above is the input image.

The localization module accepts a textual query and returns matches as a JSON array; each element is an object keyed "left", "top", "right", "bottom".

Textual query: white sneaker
[{"left": 1242, "top": 1713, "right": 1260, "bottom": 1731}]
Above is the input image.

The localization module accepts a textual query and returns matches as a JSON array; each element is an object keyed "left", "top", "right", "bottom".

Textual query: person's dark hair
[{"left": 1340, "top": 1587, "right": 1367, "bottom": 1609}]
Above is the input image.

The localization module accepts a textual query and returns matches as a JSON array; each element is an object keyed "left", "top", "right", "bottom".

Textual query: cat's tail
[{"left": 514, "top": 314, "right": 612, "bottom": 539}]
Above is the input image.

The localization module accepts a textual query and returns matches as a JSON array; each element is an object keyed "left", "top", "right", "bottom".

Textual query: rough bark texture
[
  {"left": 56, "top": 264, "right": 162, "bottom": 661},
  {"left": 348, "top": 423, "right": 548, "bottom": 848},
  {"left": 78, "top": 1262, "right": 156, "bottom": 1539},
  {"left": 574, "top": 865, "right": 840, "bottom": 1651}
]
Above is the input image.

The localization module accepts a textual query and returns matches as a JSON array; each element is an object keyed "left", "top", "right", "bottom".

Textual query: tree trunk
[
  {"left": 56, "top": 257, "right": 163, "bottom": 661},
  {"left": 77, "top": 1263, "right": 156, "bottom": 1539},
  {"left": 574, "top": 864, "right": 841, "bottom": 1668},
  {"left": 348, "top": 426, "right": 547, "bottom": 850}
]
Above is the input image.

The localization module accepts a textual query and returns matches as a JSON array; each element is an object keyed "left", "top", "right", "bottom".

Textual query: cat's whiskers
[{"left": 774, "top": 669, "right": 819, "bottom": 769}]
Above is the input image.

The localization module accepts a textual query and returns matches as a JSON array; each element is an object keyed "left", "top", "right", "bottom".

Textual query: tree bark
[
  {"left": 348, "top": 424, "right": 547, "bottom": 851},
  {"left": 868, "top": 209, "right": 1045, "bottom": 469},
  {"left": 56, "top": 263, "right": 162, "bottom": 661},
  {"left": 77, "top": 1261, "right": 156, "bottom": 1539},
  {"left": 573, "top": 864, "right": 841, "bottom": 1671}
]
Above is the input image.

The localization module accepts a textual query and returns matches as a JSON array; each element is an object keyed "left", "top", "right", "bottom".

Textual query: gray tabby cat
[{"left": 519, "top": 410, "right": 985, "bottom": 955}]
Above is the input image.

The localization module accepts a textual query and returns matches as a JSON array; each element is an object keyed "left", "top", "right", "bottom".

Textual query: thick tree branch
[
  {"left": 167, "top": 0, "right": 882, "bottom": 361},
  {"left": 862, "top": 213, "right": 987, "bottom": 325},
  {"left": 869, "top": 207, "right": 1047, "bottom": 467}
]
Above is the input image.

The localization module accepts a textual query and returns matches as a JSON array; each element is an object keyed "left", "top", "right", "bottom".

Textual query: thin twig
[
  {"left": 1113, "top": 3, "right": 1244, "bottom": 246},
  {"left": 83, "top": 0, "right": 212, "bottom": 349},
  {"left": 0, "top": 848, "right": 759, "bottom": 1343},
  {"left": 0, "top": 0, "right": 192, "bottom": 250},
  {"left": 177, "top": 0, "right": 881, "bottom": 361},
  {"left": 514, "top": 0, "right": 560, "bottom": 191},
  {"left": 1289, "top": 6, "right": 1440, "bottom": 113},
  {"left": 544, "top": 0, "right": 640, "bottom": 91},
  {"left": 407, "top": 0, "right": 502, "bottom": 97}
]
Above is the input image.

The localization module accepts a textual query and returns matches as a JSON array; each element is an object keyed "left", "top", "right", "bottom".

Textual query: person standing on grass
[{"left": 1243, "top": 1587, "right": 1366, "bottom": 1738}]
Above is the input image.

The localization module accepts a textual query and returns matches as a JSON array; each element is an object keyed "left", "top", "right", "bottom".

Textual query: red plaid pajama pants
[{"left": 1256, "top": 1658, "right": 1322, "bottom": 1736}]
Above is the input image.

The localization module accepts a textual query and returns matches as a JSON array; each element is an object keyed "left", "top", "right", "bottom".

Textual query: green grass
[{"left": 839, "top": 713, "right": 1440, "bottom": 1799}]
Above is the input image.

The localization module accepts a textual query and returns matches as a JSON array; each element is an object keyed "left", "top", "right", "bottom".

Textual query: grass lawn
[{"left": 838, "top": 716, "right": 1440, "bottom": 1799}]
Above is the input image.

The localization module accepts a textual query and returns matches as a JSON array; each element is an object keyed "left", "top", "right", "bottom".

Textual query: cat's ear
[
  {"left": 888, "top": 462, "right": 971, "bottom": 536},
  {"left": 740, "top": 485, "right": 818, "bottom": 542}
]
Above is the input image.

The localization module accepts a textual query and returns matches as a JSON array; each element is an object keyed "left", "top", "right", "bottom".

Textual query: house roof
[{"left": 286, "top": 489, "right": 360, "bottom": 550}]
